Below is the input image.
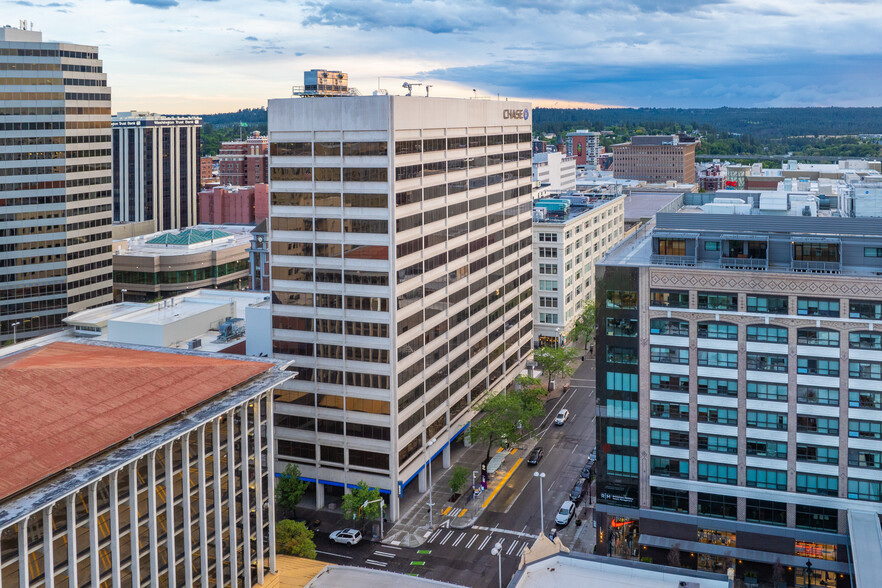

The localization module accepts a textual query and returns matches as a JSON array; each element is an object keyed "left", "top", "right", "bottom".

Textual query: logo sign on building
[
  {"left": 725, "top": 180, "right": 738, "bottom": 190},
  {"left": 503, "top": 108, "right": 530, "bottom": 121}
]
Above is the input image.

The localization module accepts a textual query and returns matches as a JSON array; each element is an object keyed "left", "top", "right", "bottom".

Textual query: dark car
[
  {"left": 570, "top": 478, "right": 586, "bottom": 502},
  {"left": 527, "top": 447, "right": 544, "bottom": 465},
  {"left": 581, "top": 463, "right": 593, "bottom": 479}
]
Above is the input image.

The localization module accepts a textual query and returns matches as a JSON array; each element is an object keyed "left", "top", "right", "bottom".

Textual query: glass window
[
  {"left": 607, "top": 346, "right": 638, "bottom": 365},
  {"left": 849, "top": 448, "right": 882, "bottom": 469},
  {"left": 697, "top": 494, "right": 737, "bottom": 520},
  {"left": 747, "top": 382, "right": 787, "bottom": 401},
  {"left": 697, "top": 463, "right": 737, "bottom": 485},
  {"left": 649, "top": 290, "right": 688, "bottom": 308},
  {"left": 849, "top": 419, "right": 882, "bottom": 439},
  {"left": 746, "top": 295, "right": 788, "bottom": 314},
  {"left": 650, "top": 318, "right": 689, "bottom": 336},
  {"left": 698, "top": 321, "right": 737, "bottom": 340},
  {"left": 606, "top": 372, "right": 638, "bottom": 393},
  {"left": 796, "top": 473, "right": 838, "bottom": 496},
  {"left": 746, "top": 499, "right": 786, "bottom": 526},
  {"left": 698, "top": 378, "right": 738, "bottom": 396},
  {"left": 747, "top": 411, "right": 787, "bottom": 430},
  {"left": 607, "top": 426, "right": 638, "bottom": 447},
  {"left": 651, "top": 457, "right": 689, "bottom": 478},
  {"left": 650, "top": 346, "right": 689, "bottom": 364},
  {"left": 850, "top": 300, "right": 882, "bottom": 320},
  {"left": 651, "top": 429, "right": 689, "bottom": 448},
  {"left": 848, "top": 479, "right": 882, "bottom": 502},
  {"left": 698, "top": 350, "right": 737, "bottom": 368},
  {"left": 651, "top": 401, "right": 689, "bottom": 420},
  {"left": 797, "top": 357, "right": 840, "bottom": 376},
  {"left": 797, "top": 444, "right": 838, "bottom": 464},
  {"left": 651, "top": 374, "right": 689, "bottom": 392},
  {"left": 651, "top": 487, "right": 688, "bottom": 512},
  {"left": 747, "top": 325, "right": 788, "bottom": 343},
  {"left": 747, "top": 468, "right": 787, "bottom": 490},
  {"left": 698, "top": 406, "right": 737, "bottom": 425},
  {"left": 793, "top": 242, "right": 839, "bottom": 262},
  {"left": 698, "top": 434, "right": 737, "bottom": 453},
  {"left": 657, "top": 238, "right": 686, "bottom": 256},
  {"left": 607, "top": 399, "right": 638, "bottom": 419},
  {"left": 606, "top": 318, "right": 638, "bottom": 337},
  {"left": 746, "top": 353, "right": 787, "bottom": 372},
  {"left": 797, "top": 415, "right": 839, "bottom": 435},
  {"left": 796, "top": 505, "right": 837, "bottom": 531},
  {"left": 343, "top": 141, "right": 388, "bottom": 156},
  {"left": 797, "top": 328, "right": 839, "bottom": 347},
  {"left": 797, "top": 385, "right": 838, "bottom": 405},
  {"left": 270, "top": 142, "right": 311, "bottom": 156},
  {"left": 704, "top": 241, "right": 720, "bottom": 251},
  {"left": 697, "top": 292, "right": 737, "bottom": 310},
  {"left": 395, "top": 140, "right": 422, "bottom": 155},
  {"left": 850, "top": 331, "right": 882, "bottom": 350},
  {"left": 606, "top": 454, "right": 638, "bottom": 478},
  {"left": 850, "top": 361, "right": 882, "bottom": 380},
  {"left": 797, "top": 298, "right": 840, "bottom": 317},
  {"left": 606, "top": 290, "right": 637, "bottom": 309},
  {"left": 849, "top": 389, "right": 882, "bottom": 409},
  {"left": 343, "top": 193, "right": 387, "bottom": 208},
  {"left": 747, "top": 439, "right": 787, "bottom": 459}
]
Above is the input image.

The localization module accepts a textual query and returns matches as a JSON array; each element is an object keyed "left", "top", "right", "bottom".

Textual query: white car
[
  {"left": 329, "top": 528, "right": 362, "bottom": 545},
  {"left": 555, "top": 500, "right": 576, "bottom": 526},
  {"left": 554, "top": 409, "right": 570, "bottom": 426}
]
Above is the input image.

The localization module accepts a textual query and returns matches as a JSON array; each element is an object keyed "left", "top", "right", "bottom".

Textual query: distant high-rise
[
  {"left": 111, "top": 111, "right": 201, "bottom": 231},
  {"left": 612, "top": 134, "right": 699, "bottom": 184},
  {"left": 218, "top": 130, "right": 268, "bottom": 186},
  {"left": 566, "top": 130, "right": 601, "bottom": 167},
  {"left": 0, "top": 26, "right": 113, "bottom": 343}
]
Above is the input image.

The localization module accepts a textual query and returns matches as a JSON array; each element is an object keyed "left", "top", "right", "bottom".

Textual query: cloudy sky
[{"left": 6, "top": 0, "right": 882, "bottom": 113}]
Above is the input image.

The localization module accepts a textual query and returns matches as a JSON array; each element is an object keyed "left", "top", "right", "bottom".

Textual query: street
[{"left": 311, "top": 358, "right": 597, "bottom": 587}]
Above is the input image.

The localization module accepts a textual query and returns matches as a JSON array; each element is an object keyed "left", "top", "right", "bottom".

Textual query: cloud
[
  {"left": 13, "top": 0, "right": 74, "bottom": 5},
  {"left": 245, "top": 35, "right": 258, "bottom": 41},
  {"left": 128, "top": 0, "right": 178, "bottom": 7}
]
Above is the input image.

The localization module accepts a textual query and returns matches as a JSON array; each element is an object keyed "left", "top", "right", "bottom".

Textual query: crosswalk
[
  {"left": 365, "top": 544, "right": 401, "bottom": 567},
  {"left": 441, "top": 506, "right": 468, "bottom": 517},
  {"left": 426, "top": 527, "right": 536, "bottom": 557}
]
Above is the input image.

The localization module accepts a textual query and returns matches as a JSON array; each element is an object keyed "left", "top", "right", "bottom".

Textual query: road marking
[
  {"left": 496, "top": 538, "right": 507, "bottom": 552},
  {"left": 466, "top": 534, "right": 478, "bottom": 549},
  {"left": 517, "top": 542, "right": 527, "bottom": 556},
  {"left": 423, "top": 531, "right": 432, "bottom": 538},
  {"left": 473, "top": 526, "right": 538, "bottom": 539},
  {"left": 315, "top": 550, "right": 352, "bottom": 559},
  {"left": 374, "top": 551, "right": 397, "bottom": 558},
  {"left": 386, "top": 545, "right": 402, "bottom": 550},
  {"left": 366, "top": 559, "right": 388, "bottom": 567},
  {"left": 481, "top": 458, "right": 524, "bottom": 508},
  {"left": 452, "top": 533, "right": 466, "bottom": 547},
  {"left": 441, "top": 506, "right": 452, "bottom": 516},
  {"left": 428, "top": 529, "right": 442, "bottom": 543},
  {"left": 391, "top": 540, "right": 401, "bottom": 545},
  {"left": 478, "top": 535, "right": 491, "bottom": 550},
  {"left": 440, "top": 530, "right": 454, "bottom": 545},
  {"left": 457, "top": 508, "right": 468, "bottom": 517},
  {"left": 411, "top": 561, "right": 426, "bottom": 566},
  {"left": 571, "top": 444, "right": 578, "bottom": 454},
  {"left": 510, "top": 448, "right": 518, "bottom": 455},
  {"left": 506, "top": 541, "right": 518, "bottom": 555},
  {"left": 417, "top": 549, "right": 432, "bottom": 555}
]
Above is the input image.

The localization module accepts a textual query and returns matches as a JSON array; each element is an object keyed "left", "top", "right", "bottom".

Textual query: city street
[{"left": 312, "top": 358, "right": 598, "bottom": 586}]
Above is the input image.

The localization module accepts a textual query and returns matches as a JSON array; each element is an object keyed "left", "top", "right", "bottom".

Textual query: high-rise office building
[
  {"left": 267, "top": 96, "right": 534, "bottom": 519},
  {"left": 612, "top": 134, "right": 699, "bottom": 184},
  {"left": 0, "top": 26, "right": 113, "bottom": 343},
  {"left": 594, "top": 213, "right": 882, "bottom": 586},
  {"left": 111, "top": 111, "right": 201, "bottom": 231}
]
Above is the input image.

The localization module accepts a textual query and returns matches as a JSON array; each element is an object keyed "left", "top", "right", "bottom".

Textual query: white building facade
[
  {"left": 532, "top": 152, "right": 576, "bottom": 192},
  {"left": 267, "top": 96, "right": 535, "bottom": 520}
]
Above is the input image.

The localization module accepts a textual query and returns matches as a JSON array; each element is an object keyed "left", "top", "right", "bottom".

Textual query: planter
[{"left": 449, "top": 493, "right": 461, "bottom": 502}]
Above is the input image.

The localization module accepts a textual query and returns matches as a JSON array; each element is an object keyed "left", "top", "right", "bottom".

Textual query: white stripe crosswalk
[{"left": 426, "top": 528, "right": 534, "bottom": 556}]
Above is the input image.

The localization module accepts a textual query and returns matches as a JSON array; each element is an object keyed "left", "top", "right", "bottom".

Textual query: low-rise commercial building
[
  {"left": 612, "top": 135, "right": 699, "bottom": 184},
  {"left": 0, "top": 340, "right": 289, "bottom": 587},
  {"left": 532, "top": 152, "right": 577, "bottom": 192},
  {"left": 198, "top": 184, "right": 269, "bottom": 225}
]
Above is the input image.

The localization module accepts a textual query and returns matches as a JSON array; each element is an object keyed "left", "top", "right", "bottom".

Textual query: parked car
[
  {"left": 570, "top": 478, "right": 586, "bottom": 502},
  {"left": 329, "top": 528, "right": 362, "bottom": 545},
  {"left": 527, "top": 447, "right": 544, "bottom": 465},
  {"left": 555, "top": 500, "right": 576, "bottom": 526},
  {"left": 554, "top": 409, "right": 570, "bottom": 426},
  {"left": 589, "top": 447, "right": 597, "bottom": 461},
  {"left": 580, "top": 463, "right": 593, "bottom": 478}
]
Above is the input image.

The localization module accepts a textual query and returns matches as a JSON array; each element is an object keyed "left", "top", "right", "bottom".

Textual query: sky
[{"left": 6, "top": 0, "right": 882, "bottom": 113}]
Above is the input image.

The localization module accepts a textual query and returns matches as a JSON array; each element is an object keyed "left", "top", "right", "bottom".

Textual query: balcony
[
  {"left": 650, "top": 254, "right": 696, "bottom": 267},
  {"left": 791, "top": 260, "right": 841, "bottom": 273},
  {"left": 719, "top": 256, "right": 768, "bottom": 270}
]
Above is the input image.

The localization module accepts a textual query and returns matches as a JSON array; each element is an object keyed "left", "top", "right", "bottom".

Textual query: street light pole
[
  {"left": 533, "top": 471, "right": 546, "bottom": 535},
  {"left": 11, "top": 321, "right": 20, "bottom": 345},
  {"left": 491, "top": 542, "right": 503, "bottom": 588},
  {"left": 121, "top": 288, "right": 127, "bottom": 303},
  {"left": 362, "top": 498, "right": 385, "bottom": 540},
  {"left": 426, "top": 437, "right": 437, "bottom": 528}
]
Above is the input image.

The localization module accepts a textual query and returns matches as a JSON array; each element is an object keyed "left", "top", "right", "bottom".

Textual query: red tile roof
[{"left": 0, "top": 342, "right": 274, "bottom": 501}]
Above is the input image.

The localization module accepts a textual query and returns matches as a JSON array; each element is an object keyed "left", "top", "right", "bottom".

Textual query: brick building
[
  {"left": 198, "top": 184, "right": 269, "bottom": 225},
  {"left": 218, "top": 131, "right": 268, "bottom": 186},
  {"left": 612, "top": 134, "right": 699, "bottom": 184}
]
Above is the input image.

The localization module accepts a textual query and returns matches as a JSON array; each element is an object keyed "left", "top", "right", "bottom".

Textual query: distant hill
[
  {"left": 201, "top": 108, "right": 268, "bottom": 127},
  {"left": 532, "top": 107, "right": 882, "bottom": 139}
]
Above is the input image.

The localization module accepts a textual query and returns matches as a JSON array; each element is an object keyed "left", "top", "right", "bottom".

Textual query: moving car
[
  {"left": 555, "top": 500, "right": 576, "bottom": 526},
  {"left": 570, "top": 478, "right": 586, "bottom": 502},
  {"left": 527, "top": 447, "right": 544, "bottom": 465},
  {"left": 329, "top": 528, "right": 362, "bottom": 545},
  {"left": 554, "top": 409, "right": 570, "bottom": 426}
]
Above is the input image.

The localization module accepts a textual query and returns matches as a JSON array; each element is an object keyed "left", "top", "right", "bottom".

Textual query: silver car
[{"left": 329, "top": 528, "right": 362, "bottom": 545}]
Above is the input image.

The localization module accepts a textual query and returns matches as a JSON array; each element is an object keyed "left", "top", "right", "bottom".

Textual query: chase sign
[{"left": 503, "top": 108, "right": 529, "bottom": 121}]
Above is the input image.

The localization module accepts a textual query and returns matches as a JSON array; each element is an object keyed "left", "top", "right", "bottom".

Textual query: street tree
[
  {"left": 533, "top": 345, "right": 579, "bottom": 390},
  {"left": 448, "top": 465, "right": 469, "bottom": 496},
  {"left": 341, "top": 481, "right": 382, "bottom": 528},
  {"left": 569, "top": 300, "right": 597, "bottom": 350},
  {"left": 275, "top": 463, "right": 310, "bottom": 517},
  {"left": 515, "top": 375, "right": 549, "bottom": 406},
  {"left": 276, "top": 520, "right": 317, "bottom": 559},
  {"left": 468, "top": 388, "right": 544, "bottom": 460}
]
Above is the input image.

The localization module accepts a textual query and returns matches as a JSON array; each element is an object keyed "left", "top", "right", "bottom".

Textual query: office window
[
  {"left": 697, "top": 463, "right": 737, "bottom": 485},
  {"left": 538, "top": 313, "right": 558, "bottom": 324},
  {"left": 850, "top": 300, "right": 882, "bottom": 320},
  {"left": 607, "top": 346, "right": 638, "bottom": 365},
  {"left": 538, "top": 263, "right": 558, "bottom": 275},
  {"left": 650, "top": 429, "right": 689, "bottom": 448},
  {"left": 746, "top": 295, "right": 788, "bottom": 314},
  {"left": 797, "top": 385, "right": 838, "bottom": 405},
  {"left": 849, "top": 419, "right": 882, "bottom": 439},
  {"left": 649, "top": 290, "right": 688, "bottom": 308},
  {"left": 650, "top": 374, "right": 688, "bottom": 392},
  {"left": 849, "top": 389, "right": 882, "bottom": 409},
  {"left": 850, "top": 331, "right": 882, "bottom": 350},
  {"left": 849, "top": 449, "right": 882, "bottom": 469},
  {"left": 607, "top": 454, "right": 638, "bottom": 478},
  {"left": 747, "top": 411, "right": 787, "bottom": 430},
  {"left": 848, "top": 479, "right": 882, "bottom": 502},
  {"left": 698, "top": 434, "right": 737, "bottom": 454},
  {"left": 697, "top": 321, "right": 737, "bottom": 340},
  {"left": 698, "top": 377, "right": 738, "bottom": 396},
  {"left": 747, "top": 325, "right": 788, "bottom": 343},
  {"left": 796, "top": 505, "right": 838, "bottom": 532},
  {"left": 607, "top": 426, "right": 638, "bottom": 447},
  {"left": 747, "top": 382, "right": 787, "bottom": 401},
  {"left": 538, "top": 280, "right": 558, "bottom": 291},
  {"left": 650, "top": 346, "right": 689, "bottom": 364},
  {"left": 797, "top": 444, "right": 838, "bottom": 465},
  {"left": 651, "top": 487, "right": 688, "bottom": 513},
  {"left": 797, "top": 415, "right": 839, "bottom": 435},
  {"left": 704, "top": 241, "right": 720, "bottom": 251},
  {"left": 698, "top": 406, "right": 737, "bottom": 425},
  {"left": 650, "top": 318, "right": 688, "bottom": 336},
  {"left": 538, "top": 232, "right": 557, "bottom": 242},
  {"left": 650, "top": 457, "right": 688, "bottom": 479},
  {"left": 797, "top": 473, "right": 838, "bottom": 496},
  {"left": 697, "top": 493, "right": 737, "bottom": 519},
  {"left": 797, "top": 298, "right": 840, "bottom": 317},
  {"left": 651, "top": 401, "right": 688, "bottom": 420},
  {"left": 864, "top": 247, "right": 882, "bottom": 258},
  {"left": 606, "top": 318, "right": 638, "bottom": 337},
  {"left": 606, "top": 290, "right": 637, "bottom": 309},
  {"left": 697, "top": 292, "right": 737, "bottom": 311},
  {"left": 606, "top": 372, "right": 638, "bottom": 392},
  {"left": 797, "top": 357, "right": 840, "bottom": 377},
  {"left": 698, "top": 350, "right": 737, "bottom": 368},
  {"left": 607, "top": 399, "right": 638, "bottom": 419},
  {"left": 850, "top": 361, "right": 882, "bottom": 380},
  {"left": 746, "top": 353, "right": 787, "bottom": 372},
  {"left": 747, "top": 468, "right": 787, "bottom": 490},
  {"left": 797, "top": 328, "right": 839, "bottom": 347},
  {"left": 746, "top": 499, "right": 787, "bottom": 526},
  {"left": 746, "top": 439, "right": 787, "bottom": 459}
]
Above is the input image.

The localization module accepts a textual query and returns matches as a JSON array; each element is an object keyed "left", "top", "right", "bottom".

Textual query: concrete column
[
  {"left": 129, "top": 462, "right": 140, "bottom": 588},
  {"left": 68, "top": 493, "right": 79, "bottom": 588},
  {"left": 389, "top": 490, "right": 400, "bottom": 523},
  {"left": 89, "top": 482, "right": 100, "bottom": 588},
  {"left": 418, "top": 468, "right": 427, "bottom": 494},
  {"left": 266, "top": 394, "right": 278, "bottom": 574},
  {"left": 240, "top": 403, "right": 252, "bottom": 588},
  {"left": 18, "top": 514, "right": 29, "bottom": 588},
  {"left": 42, "top": 507, "right": 54, "bottom": 588},
  {"left": 226, "top": 411, "right": 239, "bottom": 587},
  {"left": 786, "top": 502, "right": 796, "bottom": 528},
  {"left": 254, "top": 398, "right": 265, "bottom": 584},
  {"left": 109, "top": 471, "right": 121, "bottom": 588},
  {"left": 147, "top": 452, "right": 159, "bottom": 586},
  {"left": 315, "top": 482, "right": 325, "bottom": 510},
  {"left": 197, "top": 426, "right": 209, "bottom": 586},
  {"left": 181, "top": 434, "right": 193, "bottom": 588},
  {"left": 212, "top": 418, "right": 224, "bottom": 588},
  {"left": 442, "top": 444, "right": 451, "bottom": 469},
  {"left": 164, "top": 444, "right": 175, "bottom": 588}
]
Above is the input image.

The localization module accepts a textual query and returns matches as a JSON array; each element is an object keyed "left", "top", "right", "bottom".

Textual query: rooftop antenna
[
  {"left": 472, "top": 89, "right": 477, "bottom": 99},
  {"left": 402, "top": 82, "right": 421, "bottom": 96},
  {"left": 425, "top": 85, "right": 433, "bottom": 97}
]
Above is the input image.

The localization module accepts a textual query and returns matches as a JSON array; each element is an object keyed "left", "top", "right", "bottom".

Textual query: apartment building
[
  {"left": 0, "top": 26, "right": 114, "bottom": 343},
  {"left": 594, "top": 213, "right": 882, "bottom": 587},
  {"left": 267, "top": 96, "right": 534, "bottom": 520},
  {"left": 218, "top": 131, "right": 268, "bottom": 186},
  {"left": 532, "top": 196, "right": 624, "bottom": 347},
  {"left": 111, "top": 111, "right": 201, "bottom": 231},
  {"left": 612, "top": 135, "right": 699, "bottom": 184},
  {"left": 0, "top": 340, "right": 289, "bottom": 587},
  {"left": 532, "top": 151, "right": 576, "bottom": 192},
  {"left": 566, "top": 130, "right": 601, "bottom": 168}
]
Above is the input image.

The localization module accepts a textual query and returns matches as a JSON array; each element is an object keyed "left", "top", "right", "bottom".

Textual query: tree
[
  {"left": 341, "top": 481, "right": 382, "bottom": 529},
  {"left": 468, "top": 388, "right": 545, "bottom": 460},
  {"left": 276, "top": 520, "right": 317, "bottom": 559},
  {"left": 533, "top": 345, "right": 579, "bottom": 390},
  {"left": 569, "top": 300, "right": 596, "bottom": 351},
  {"left": 275, "top": 464, "right": 310, "bottom": 516},
  {"left": 449, "top": 465, "right": 469, "bottom": 495}
]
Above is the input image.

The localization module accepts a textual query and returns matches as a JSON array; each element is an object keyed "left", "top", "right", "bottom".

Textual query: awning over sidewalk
[{"left": 486, "top": 452, "right": 506, "bottom": 474}]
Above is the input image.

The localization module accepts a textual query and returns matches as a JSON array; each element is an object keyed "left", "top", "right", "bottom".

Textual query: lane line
[
  {"left": 315, "top": 550, "right": 352, "bottom": 559},
  {"left": 385, "top": 545, "right": 402, "bottom": 550},
  {"left": 466, "top": 534, "right": 478, "bottom": 549},
  {"left": 481, "top": 458, "right": 524, "bottom": 509},
  {"left": 366, "top": 559, "right": 388, "bottom": 567},
  {"left": 452, "top": 533, "right": 466, "bottom": 547},
  {"left": 472, "top": 526, "right": 538, "bottom": 539},
  {"left": 374, "top": 551, "right": 397, "bottom": 558}
]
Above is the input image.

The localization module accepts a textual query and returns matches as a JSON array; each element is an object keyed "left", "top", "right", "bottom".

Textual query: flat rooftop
[
  {"left": 622, "top": 192, "right": 684, "bottom": 222},
  {"left": 114, "top": 224, "right": 253, "bottom": 257},
  {"left": 304, "top": 565, "right": 459, "bottom": 587},
  {"left": 0, "top": 341, "right": 274, "bottom": 501},
  {"left": 533, "top": 196, "right": 621, "bottom": 224}
]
